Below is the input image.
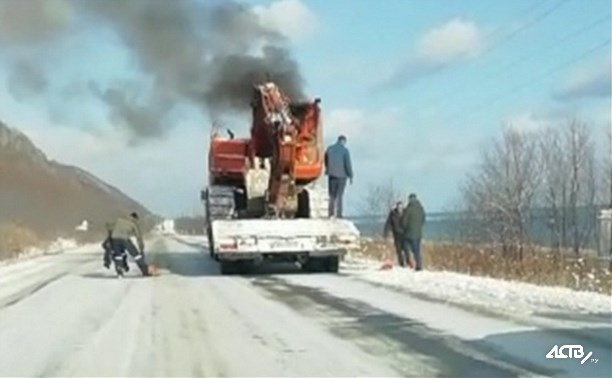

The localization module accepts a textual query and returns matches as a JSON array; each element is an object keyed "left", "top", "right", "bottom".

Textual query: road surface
[{"left": 0, "top": 236, "right": 610, "bottom": 377}]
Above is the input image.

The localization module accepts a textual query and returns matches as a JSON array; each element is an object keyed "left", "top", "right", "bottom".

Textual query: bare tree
[
  {"left": 597, "top": 121, "right": 612, "bottom": 268},
  {"left": 539, "top": 119, "right": 598, "bottom": 255},
  {"left": 461, "top": 125, "right": 541, "bottom": 259},
  {"left": 602, "top": 122, "right": 612, "bottom": 207},
  {"left": 444, "top": 197, "right": 482, "bottom": 243},
  {"left": 539, "top": 128, "right": 568, "bottom": 252},
  {"left": 360, "top": 177, "right": 404, "bottom": 218}
]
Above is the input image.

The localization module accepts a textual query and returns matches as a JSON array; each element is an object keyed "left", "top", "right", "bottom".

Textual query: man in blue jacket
[{"left": 324, "top": 135, "right": 353, "bottom": 218}]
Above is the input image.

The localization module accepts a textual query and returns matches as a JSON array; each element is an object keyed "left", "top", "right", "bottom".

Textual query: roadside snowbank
[
  {"left": 342, "top": 257, "right": 612, "bottom": 317},
  {"left": 172, "top": 234, "right": 208, "bottom": 247},
  {"left": 0, "top": 241, "right": 101, "bottom": 307},
  {"left": 0, "top": 238, "right": 80, "bottom": 267}
]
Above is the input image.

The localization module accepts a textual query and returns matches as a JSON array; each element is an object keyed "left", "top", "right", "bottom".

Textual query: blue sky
[{"left": 0, "top": 0, "right": 610, "bottom": 217}]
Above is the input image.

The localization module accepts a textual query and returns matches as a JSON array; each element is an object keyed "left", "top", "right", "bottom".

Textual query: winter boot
[
  {"left": 136, "top": 259, "right": 150, "bottom": 276},
  {"left": 122, "top": 255, "right": 130, "bottom": 272},
  {"left": 113, "top": 253, "right": 127, "bottom": 277},
  {"left": 114, "top": 262, "right": 124, "bottom": 278}
]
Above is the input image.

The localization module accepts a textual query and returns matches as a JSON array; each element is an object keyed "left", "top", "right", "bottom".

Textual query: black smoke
[{"left": 0, "top": 0, "right": 306, "bottom": 141}]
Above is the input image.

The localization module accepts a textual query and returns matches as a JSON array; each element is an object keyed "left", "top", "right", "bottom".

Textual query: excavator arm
[
  {"left": 249, "top": 82, "right": 301, "bottom": 217},
  {"left": 244, "top": 82, "right": 324, "bottom": 218}
]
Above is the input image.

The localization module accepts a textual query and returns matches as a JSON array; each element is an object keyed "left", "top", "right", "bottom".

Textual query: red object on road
[
  {"left": 148, "top": 263, "right": 160, "bottom": 276},
  {"left": 380, "top": 259, "right": 394, "bottom": 270}
]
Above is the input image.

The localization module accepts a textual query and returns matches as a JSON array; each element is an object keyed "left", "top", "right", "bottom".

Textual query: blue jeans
[
  {"left": 111, "top": 238, "right": 149, "bottom": 275},
  {"left": 403, "top": 238, "right": 422, "bottom": 270},
  {"left": 328, "top": 176, "right": 347, "bottom": 218}
]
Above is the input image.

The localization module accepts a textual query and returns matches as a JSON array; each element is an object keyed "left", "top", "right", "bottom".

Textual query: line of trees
[
  {"left": 359, "top": 177, "right": 406, "bottom": 218},
  {"left": 460, "top": 118, "right": 610, "bottom": 258},
  {"left": 360, "top": 118, "right": 611, "bottom": 258}
]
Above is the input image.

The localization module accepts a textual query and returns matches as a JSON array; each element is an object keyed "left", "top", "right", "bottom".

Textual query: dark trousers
[
  {"left": 403, "top": 238, "right": 422, "bottom": 270},
  {"left": 328, "top": 176, "right": 347, "bottom": 218},
  {"left": 392, "top": 234, "right": 407, "bottom": 267},
  {"left": 102, "top": 237, "right": 126, "bottom": 268},
  {"left": 111, "top": 238, "right": 149, "bottom": 275}
]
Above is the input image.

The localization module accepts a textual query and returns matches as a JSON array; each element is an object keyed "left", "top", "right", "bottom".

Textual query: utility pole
[
  {"left": 609, "top": 120, "right": 612, "bottom": 208},
  {"left": 609, "top": 121, "right": 612, "bottom": 270}
]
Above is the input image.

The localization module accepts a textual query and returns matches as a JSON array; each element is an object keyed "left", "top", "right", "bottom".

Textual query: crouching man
[
  {"left": 109, "top": 212, "right": 150, "bottom": 277},
  {"left": 102, "top": 221, "right": 128, "bottom": 272}
]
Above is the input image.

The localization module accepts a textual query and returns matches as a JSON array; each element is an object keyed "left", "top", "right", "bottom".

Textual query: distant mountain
[{"left": 0, "top": 120, "right": 155, "bottom": 241}]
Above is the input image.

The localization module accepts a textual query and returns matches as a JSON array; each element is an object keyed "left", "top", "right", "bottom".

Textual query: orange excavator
[{"left": 202, "top": 82, "right": 360, "bottom": 275}]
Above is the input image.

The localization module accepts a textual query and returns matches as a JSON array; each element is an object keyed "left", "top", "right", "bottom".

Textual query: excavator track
[
  {"left": 205, "top": 186, "right": 235, "bottom": 220},
  {"left": 204, "top": 185, "right": 235, "bottom": 260}
]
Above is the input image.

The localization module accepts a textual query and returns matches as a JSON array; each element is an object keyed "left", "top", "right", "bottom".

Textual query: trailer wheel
[
  {"left": 206, "top": 225, "right": 214, "bottom": 258},
  {"left": 302, "top": 258, "right": 317, "bottom": 272},
  {"left": 326, "top": 256, "right": 339, "bottom": 273},
  {"left": 220, "top": 261, "right": 238, "bottom": 275},
  {"left": 236, "top": 260, "right": 253, "bottom": 275},
  {"left": 303, "top": 257, "right": 327, "bottom": 273}
]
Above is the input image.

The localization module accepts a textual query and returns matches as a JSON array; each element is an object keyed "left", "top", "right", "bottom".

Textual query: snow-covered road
[{"left": 0, "top": 236, "right": 610, "bottom": 377}]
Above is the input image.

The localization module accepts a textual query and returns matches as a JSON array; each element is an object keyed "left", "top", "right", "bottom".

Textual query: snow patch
[
  {"left": 0, "top": 237, "right": 81, "bottom": 267},
  {"left": 171, "top": 234, "right": 208, "bottom": 247},
  {"left": 343, "top": 256, "right": 612, "bottom": 317}
]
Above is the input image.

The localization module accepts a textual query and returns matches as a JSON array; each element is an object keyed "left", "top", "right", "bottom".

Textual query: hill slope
[{"left": 0, "top": 120, "right": 154, "bottom": 241}]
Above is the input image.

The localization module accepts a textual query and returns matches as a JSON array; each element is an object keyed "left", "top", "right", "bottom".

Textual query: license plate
[{"left": 270, "top": 240, "right": 301, "bottom": 249}]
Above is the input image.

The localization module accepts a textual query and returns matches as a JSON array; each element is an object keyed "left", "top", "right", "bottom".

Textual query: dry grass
[
  {"left": 0, "top": 222, "right": 41, "bottom": 260},
  {"left": 356, "top": 237, "right": 612, "bottom": 295}
]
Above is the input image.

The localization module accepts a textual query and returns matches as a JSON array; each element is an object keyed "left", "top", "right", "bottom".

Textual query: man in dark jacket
[
  {"left": 401, "top": 193, "right": 426, "bottom": 271},
  {"left": 109, "top": 212, "right": 150, "bottom": 277},
  {"left": 383, "top": 201, "right": 411, "bottom": 267},
  {"left": 324, "top": 135, "right": 353, "bottom": 218}
]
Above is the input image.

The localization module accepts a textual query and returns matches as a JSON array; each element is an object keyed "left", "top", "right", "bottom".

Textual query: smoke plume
[
  {"left": 7, "top": 59, "right": 49, "bottom": 100},
  {"left": 0, "top": 0, "right": 306, "bottom": 142}
]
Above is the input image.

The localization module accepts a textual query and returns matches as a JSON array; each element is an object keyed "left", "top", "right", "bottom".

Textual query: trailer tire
[
  {"left": 220, "top": 260, "right": 252, "bottom": 275},
  {"left": 303, "top": 257, "right": 327, "bottom": 273},
  {"left": 206, "top": 225, "right": 214, "bottom": 258},
  {"left": 220, "top": 261, "right": 238, "bottom": 275},
  {"left": 326, "top": 256, "right": 339, "bottom": 273},
  {"left": 236, "top": 260, "right": 253, "bottom": 275},
  {"left": 302, "top": 258, "right": 317, "bottom": 272}
]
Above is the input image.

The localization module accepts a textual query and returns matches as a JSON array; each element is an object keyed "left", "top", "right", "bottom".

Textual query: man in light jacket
[{"left": 109, "top": 212, "right": 150, "bottom": 276}]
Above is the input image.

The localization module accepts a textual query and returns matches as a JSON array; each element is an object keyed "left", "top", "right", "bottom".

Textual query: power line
[
  {"left": 466, "top": 0, "right": 558, "bottom": 51},
  {"left": 422, "top": 13, "right": 611, "bottom": 112},
  {"left": 442, "top": 37, "right": 611, "bottom": 124},
  {"left": 484, "top": 0, "right": 553, "bottom": 40},
  {"left": 480, "top": 0, "right": 573, "bottom": 55}
]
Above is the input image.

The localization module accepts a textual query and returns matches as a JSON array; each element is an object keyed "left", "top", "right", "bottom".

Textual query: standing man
[
  {"left": 401, "top": 193, "right": 426, "bottom": 271},
  {"left": 383, "top": 201, "right": 411, "bottom": 267},
  {"left": 102, "top": 221, "right": 114, "bottom": 269},
  {"left": 324, "top": 135, "right": 353, "bottom": 218},
  {"left": 109, "top": 212, "right": 150, "bottom": 277}
]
